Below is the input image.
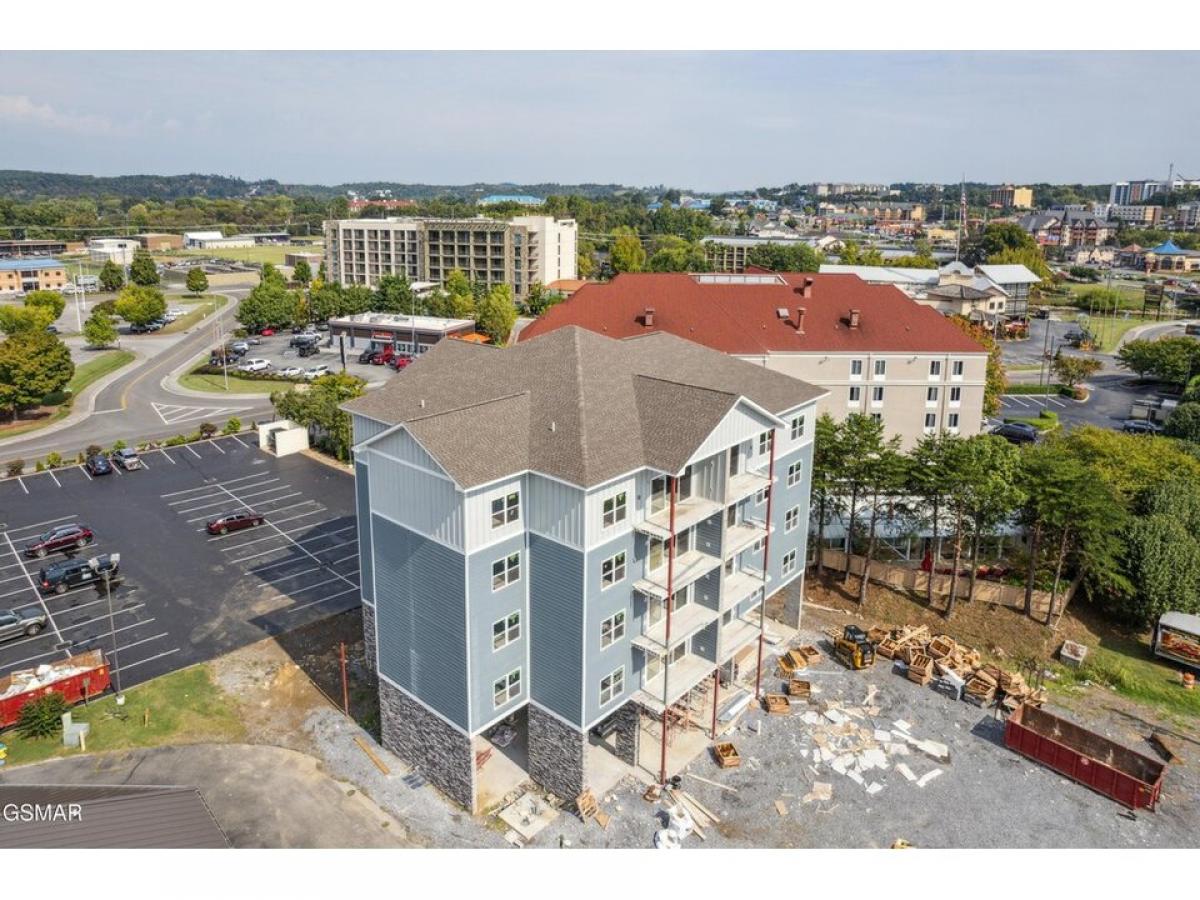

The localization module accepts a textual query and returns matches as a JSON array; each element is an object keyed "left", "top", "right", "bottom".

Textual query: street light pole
[
  {"left": 96, "top": 554, "right": 124, "bottom": 705},
  {"left": 74, "top": 262, "right": 85, "bottom": 333}
]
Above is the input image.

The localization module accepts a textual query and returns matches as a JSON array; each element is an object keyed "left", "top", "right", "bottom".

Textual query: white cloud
[{"left": 0, "top": 94, "right": 118, "bottom": 135}]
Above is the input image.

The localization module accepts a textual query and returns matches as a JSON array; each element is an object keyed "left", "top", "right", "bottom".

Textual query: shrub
[
  {"left": 198, "top": 422, "right": 218, "bottom": 439},
  {"left": 35, "top": 461, "right": 44, "bottom": 472},
  {"left": 223, "top": 417, "right": 242, "bottom": 435},
  {"left": 85, "top": 444, "right": 103, "bottom": 458},
  {"left": 45, "top": 452, "right": 62, "bottom": 469},
  {"left": 17, "top": 693, "right": 70, "bottom": 739},
  {"left": 110, "top": 439, "right": 127, "bottom": 453},
  {"left": 165, "top": 434, "right": 189, "bottom": 446},
  {"left": 75, "top": 452, "right": 85, "bottom": 465},
  {"left": 6, "top": 459, "right": 24, "bottom": 477}
]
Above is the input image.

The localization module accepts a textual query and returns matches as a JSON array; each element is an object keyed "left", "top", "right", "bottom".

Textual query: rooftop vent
[
  {"left": 848, "top": 308, "right": 862, "bottom": 329},
  {"left": 643, "top": 307, "right": 655, "bottom": 327},
  {"left": 796, "top": 307, "right": 807, "bottom": 334},
  {"left": 776, "top": 308, "right": 789, "bottom": 319},
  {"left": 803, "top": 277, "right": 814, "bottom": 299}
]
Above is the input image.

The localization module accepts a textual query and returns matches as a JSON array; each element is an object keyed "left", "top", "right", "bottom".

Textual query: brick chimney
[
  {"left": 795, "top": 307, "right": 806, "bottom": 333},
  {"left": 643, "top": 307, "right": 655, "bottom": 327},
  {"left": 803, "top": 276, "right": 814, "bottom": 299},
  {"left": 848, "top": 308, "right": 861, "bottom": 329}
]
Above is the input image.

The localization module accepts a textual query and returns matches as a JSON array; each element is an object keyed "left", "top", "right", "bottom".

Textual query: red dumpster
[
  {"left": 0, "top": 650, "right": 111, "bottom": 730},
  {"left": 1004, "top": 703, "right": 1166, "bottom": 810}
]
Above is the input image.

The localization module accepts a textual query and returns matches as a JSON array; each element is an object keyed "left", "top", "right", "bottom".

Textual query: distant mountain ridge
[{"left": 0, "top": 170, "right": 636, "bottom": 201}]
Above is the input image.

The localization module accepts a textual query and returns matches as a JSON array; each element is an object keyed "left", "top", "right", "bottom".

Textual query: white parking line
[
  {"left": 185, "top": 445, "right": 202, "bottom": 459},
  {"left": 327, "top": 553, "right": 361, "bottom": 566},
  {"left": 158, "top": 449, "right": 177, "bottom": 464},
  {"left": 16, "top": 477, "right": 28, "bottom": 495},
  {"left": 284, "top": 586, "right": 359, "bottom": 615},
  {"left": 5, "top": 515, "right": 77, "bottom": 537},
  {"left": 47, "top": 469, "right": 61, "bottom": 487},
  {"left": 110, "top": 463, "right": 123, "bottom": 477},
  {"left": 177, "top": 486, "right": 292, "bottom": 516},
  {"left": 113, "top": 631, "right": 169, "bottom": 655},
  {"left": 160, "top": 470, "right": 272, "bottom": 499},
  {"left": 286, "top": 574, "right": 350, "bottom": 596},
  {"left": 1, "top": 532, "right": 64, "bottom": 648},
  {"left": 121, "top": 648, "right": 181, "bottom": 671},
  {"left": 230, "top": 434, "right": 249, "bottom": 448},
  {"left": 58, "top": 603, "right": 147, "bottom": 631},
  {"left": 188, "top": 494, "right": 308, "bottom": 525},
  {"left": 168, "top": 477, "right": 279, "bottom": 505},
  {"left": 220, "top": 520, "right": 351, "bottom": 552},
  {"left": 261, "top": 565, "right": 323, "bottom": 586},
  {"left": 0, "top": 644, "right": 64, "bottom": 669},
  {"left": 78, "top": 465, "right": 92, "bottom": 482},
  {"left": 209, "top": 440, "right": 226, "bottom": 454},
  {"left": 267, "top": 508, "right": 330, "bottom": 528}
]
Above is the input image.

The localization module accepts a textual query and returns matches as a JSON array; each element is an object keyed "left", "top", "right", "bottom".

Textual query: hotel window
[
  {"left": 599, "top": 667, "right": 625, "bottom": 706},
  {"left": 493, "top": 669, "right": 521, "bottom": 708},
  {"left": 790, "top": 414, "right": 806, "bottom": 441},
  {"left": 784, "top": 506, "right": 799, "bottom": 533},
  {"left": 758, "top": 430, "right": 774, "bottom": 455},
  {"left": 601, "top": 552, "right": 626, "bottom": 588},
  {"left": 949, "top": 386, "right": 962, "bottom": 406},
  {"left": 491, "top": 490, "right": 520, "bottom": 528},
  {"left": 924, "top": 413, "right": 937, "bottom": 433},
  {"left": 850, "top": 359, "right": 863, "bottom": 380},
  {"left": 874, "top": 359, "right": 887, "bottom": 379},
  {"left": 602, "top": 491, "right": 627, "bottom": 528},
  {"left": 491, "top": 552, "right": 520, "bottom": 590},
  {"left": 926, "top": 386, "right": 939, "bottom": 405},
  {"left": 929, "top": 360, "right": 942, "bottom": 379},
  {"left": 787, "top": 461, "right": 803, "bottom": 487},
  {"left": 781, "top": 549, "right": 797, "bottom": 575},
  {"left": 755, "top": 487, "right": 769, "bottom": 505},
  {"left": 952, "top": 360, "right": 965, "bottom": 380},
  {"left": 870, "top": 413, "right": 883, "bottom": 425},
  {"left": 600, "top": 611, "right": 626, "bottom": 648},
  {"left": 848, "top": 386, "right": 861, "bottom": 404},
  {"left": 492, "top": 612, "right": 520, "bottom": 650},
  {"left": 948, "top": 413, "right": 960, "bottom": 432},
  {"left": 872, "top": 386, "right": 885, "bottom": 406}
]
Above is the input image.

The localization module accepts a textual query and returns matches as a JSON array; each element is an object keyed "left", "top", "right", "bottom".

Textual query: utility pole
[
  {"left": 97, "top": 555, "right": 124, "bottom": 706},
  {"left": 74, "top": 262, "right": 86, "bottom": 333}
]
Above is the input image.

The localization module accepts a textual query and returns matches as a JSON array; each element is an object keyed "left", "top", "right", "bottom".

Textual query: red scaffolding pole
[
  {"left": 710, "top": 668, "right": 720, "bottom": 739},
  {"left": 659, "top": 475, "right": 678, "bottom": 786},
  {"left": 754, "top": 428, "right": 778, "bottom": 701}
]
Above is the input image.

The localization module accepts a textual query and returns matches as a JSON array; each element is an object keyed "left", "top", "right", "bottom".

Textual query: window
[
  {"left": 949, "top": 386, "right": 962, "bottom": 406},
  {"left": 758, "top": 430, "right": 774, "bottom": 455},
  {"left": 874, "top": 359, "right": 887, "bottom": 378},
  {"left": 926, "top": 386, "right": 939, "bottom": 405},
  {"left": 870, "top": 413, "right": 883, "bottom": 425},
  {"left": 755, "top": 487, "right": 768, "bottom": 505},
  {"left": 599, "top": 667, "right": 625, "bottom": 705},
  {"left": 602, "top": 491, "right": 627, "bottom": 528},
  {"left": 929, "top": 360, "right": 942, "bottom": 379},
  {"left": 784, "top": 506, "right": 799, "bottom": 532},
  {"left": 850, "top": 359, "right": 863, "bottom": 379},
  {"left": 492, "top": 612, "right": 520, "bottom": 650},
  {"left": 493, "top": 669, "right": 521, "bottom": 708},
  {"left": 600, "top": 611, "right": 626, "bottom": 648},
  {"left": 601, "top": 552, "right": 626, "bottom": 588},
  {"left": 952, "top": 360, "right": 965, "bottom": 379},
  {"left": 781, "top": 549, "right": 797, "bottom": 575},
  {"left": 787, "top": 461, "right": 803, "bottom": 487},
  {"left": 924, "top": 412, "right": 937, "bottom": 433},
  {"left": 491, "top": 491, "right": 520, "bottom": 528},
  {"left": 790, "top": 415, "right": 806, "bottom": 440},
  {"left": 948, "top": 413, "right": 960, "bottom": 431},
  {"left": 872, "top": 385, "right": 885, "bottom": 405},
  {"left": 491, "top": 552, "right": 520, "bottom": 590},
  {"left": 848, "top": 386, "right": 861, "bottom": 404}
]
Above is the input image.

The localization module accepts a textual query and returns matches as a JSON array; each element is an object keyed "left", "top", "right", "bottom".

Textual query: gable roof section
[
  {"left": 518, "top": 272, "right": 986, "bottom": 356},
  {"left": 344, "top": 325, "right": 822, "bottom": 489},
  {"left": 976, "top": 263, "right": 1042, "bottom": 284}
]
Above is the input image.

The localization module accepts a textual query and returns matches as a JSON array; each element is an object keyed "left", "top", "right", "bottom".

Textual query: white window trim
[
  {"left": 926, "top": 387, "right": 939, "bottom": 407},
  {"left": 949, "top": 386, "right": 962, "bottom": 407},
  {"left": 871, "top": 385, "right": 885, "bottom": 406},
  {"left": 790, "top": 414, "right": 806, "bottom": 441},
  {"left": 781, "top": 549, "right": 797, "bottom": 575},
  {"left": 492, "top": 611, "right": 521, "bottom": 651},
  {"left": 873, "top": 359, "right": 887, "bottom": 380},
  {"left": 490, "top": 490, "right": 520, "bottom": 530},
  {"left": 493, "top": 668, "right": 521, "bottom": 708},
  {"left": 491, "top": 552, "right": 521, "bottom": 591},
  {"left": 787, "top": 461, "right": 803, "bottom": 488},
  {"left": 848, "top": 386, "right": 861, "bottom": 405},
  {"left": 784, "top": 505, "right": 799, "bottom": 533},
  {"left": 951, "top": 360, "right": 965, "bottom": 382},
  {"left": 600, "top": 551, "right": 627, "bottom": 589},
  {"left": 599, "top": 666, "right": 625, "bottom": 706},
  {"left": 849, "top": 359, "right": 864, "bottom": 381},
  {"left": 928, "top": 360, "right": 942, "bottom": 380},
  {"left": 600, "top": 610, "right": 626, "bottom": 649},
  {"left": 602, "top": 490, "right": 627, "bottom": 528}
]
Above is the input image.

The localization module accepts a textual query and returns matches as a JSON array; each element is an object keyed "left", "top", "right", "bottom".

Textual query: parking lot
[
  {"left": 222, "top": 333, "right": 391, "bottom": 386},
  {"left": 0, "top": 435, "right": 360, "bottom": 690}
]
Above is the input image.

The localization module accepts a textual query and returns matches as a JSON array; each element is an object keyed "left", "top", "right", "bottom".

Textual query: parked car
[
  {"left": 0, "top": 608, "right": 48, "bottom": 641},
  {"left": 387, "top": 355, "right": 413, "bottom": 371},
  {"left": 111, "top": 448, "right": 141, "bottom": 470},
  {"left": 45, "top": 324, "right": 59, "bottom": 334},
  {"left": 246, "top": 336, "right": 262, "bottom": 345},
  {"left": 84, "top": 455, "right": 113, "bottom": 476},
  {"left": 1063, "top": 329, "right": 1086, "bottom": 345},
  {"left": 304, "top": 364, "right": 330, "bottom": 380},
  {"left": 24, "top": 523, "right": 94, "bottom": 558},
  {"left": 206, "top": 511, "right": 266, "bottom": 535},
  {"left": 1121, "top": 419, "right": 1162, "bottom": 435},
  {"left": 297, "top": 343, "right": 319, "bottom": 358},
  {"left": 231, "top": 340, "right": 250, "bottom": 353},
  {"left": 259, "top": 327, "right": 276, "bottom": 337},
  {"left": 238, "top": 358, "right": 270, "bottom": 373},
  {"left": 358, "top": 348, "right": 377, "bottom": 364},
  {"left": 1034, "top": 308, "right": 1051, "bottom": 319},
  {"left": 991, "top": 422, "right": 1040, "bottom": 445},
  {"left": 371, "top": 346, "right": 394, "bottom": 365},
  {"left": 38, "top": 555, "right": 119, "bottom": 594}
]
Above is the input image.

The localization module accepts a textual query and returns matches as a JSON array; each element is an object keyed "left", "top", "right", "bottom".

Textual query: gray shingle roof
[{"left": 346, "top": 326, "right": 825, "bottom": 488}]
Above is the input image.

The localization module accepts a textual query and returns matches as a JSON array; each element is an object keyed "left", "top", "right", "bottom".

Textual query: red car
[
  {"left": 24, "top": 523, "right": 94, "bottom": 558},
  {"left": 259, "top": 327, "right": 276, "bottom": 337},
  {"left": 206, "top": 511, "right": 266, "bottom": 535},
  {"left": 370, "top": 346, "right": 394, "bottom": 365},
  {"left": 387, "top": 355, "right": 413, "bottom": 370}
]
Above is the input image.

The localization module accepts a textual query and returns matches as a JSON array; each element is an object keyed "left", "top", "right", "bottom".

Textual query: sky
[{"left": 3, "top": 51, "right": 1199, "bottom": 189}]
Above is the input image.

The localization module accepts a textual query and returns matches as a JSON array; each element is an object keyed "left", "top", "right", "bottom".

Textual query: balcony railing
[{"left": 634, "top": 651, "right": 716, "bottom": 713}]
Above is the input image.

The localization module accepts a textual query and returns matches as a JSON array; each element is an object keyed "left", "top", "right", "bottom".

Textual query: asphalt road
[
  {"left": 0, "top": 438, "right": 360, "bottom": 691},
  {"left": 0, "top": 283, "right": 275, "bottom": 463}
]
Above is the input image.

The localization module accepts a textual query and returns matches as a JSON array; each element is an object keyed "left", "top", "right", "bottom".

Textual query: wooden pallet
[
  {"left": 777, "top": 648, "right": 807, "bottom": 677},
  {"left": 876, "top": 638, "right": 899, "bottom": 659},
  {"left": 713, "top": 742, "right": 742, "bottom": 768},
  {"left": 787, "top": 678, "right": 811, "bottom": 699},
  {"left": 907, "top": 653, "right": 933, "bottom": 686},
  {"left": 764, "top": 693, "right": 791, "bottom": 715},
  {"left": 798, "top": 645, "right": 821, "bottom": 664}
]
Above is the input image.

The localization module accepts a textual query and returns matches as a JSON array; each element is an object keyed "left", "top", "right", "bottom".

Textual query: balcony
[
  {"left": 634, "top": 495, "right": 722, "bottom": 540},
  {"left": 723, "top": 520, "right": 769, "bottom": 560},
  {"left": 632, "top": 603, "right": 720, "bottom": 653},
  {"left": 721, "top": 567, "right": 765, "bottom": 611},
  {"left": 633, "top": 549, "right": 722, "bottom": 600},
  {"left": 725, "top": 470, "right": 771, "bottom": 505},
  {"left": 634, "top": 652, "right": 717, "bottom": 713},
  {"left": 720, "top": 617, "right": 760, "bottom": 662}
]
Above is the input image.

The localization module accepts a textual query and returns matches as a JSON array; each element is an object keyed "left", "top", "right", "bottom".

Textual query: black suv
[
  {"left": 38, "top": 554, "right": 119, "bottom": 594},
  {"left": 991, "top": 422, "right": 1040, "bottom": 445}
]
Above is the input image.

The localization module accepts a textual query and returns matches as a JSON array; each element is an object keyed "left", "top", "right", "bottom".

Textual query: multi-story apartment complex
[
  {"left": 1103, "top": 204, "right": 1162, "bottom": 226},
  {"left": 323, "top": 215, "right": 577, "bottom": 301},
  {"left": 0, "top": 257, "right": 68, "bottom": 295},
  {"left": 519, "top": 273, "right": 989, "bottom": 448},
  {"left": 1110, "top": 180, "right": 1163, "bottom": 205},
  {"left": 344, "top": 326, "right": 823, "bottom": 811},
  {"left": 1018, "top": 210, "right": 1117, "bottom": 248},
  {"left": 989, "top": 185, "right": 1034, "bottom": 209}
]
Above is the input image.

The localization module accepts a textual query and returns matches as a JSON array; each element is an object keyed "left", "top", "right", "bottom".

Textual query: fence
[{"left": 818, "top": 549, "right": 1062, "bottom": 618}]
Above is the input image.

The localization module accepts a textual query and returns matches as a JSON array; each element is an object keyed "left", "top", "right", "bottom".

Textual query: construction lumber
[
  {"left": 684, "top": 772, "right": 738, "bottom": 794},
  {"left": 575, "top": 788, "right": 598, "bottom": 820},
  {"left": 867, "top": 626, "right": 889, "bottom": 646},
  {"left": 764, "top": 693, "right": 791, "bottom": 715},
  {"left": 927, "top": 634, "right": 956, "bottom": 660},
  {"left": 876, "top": 638, "right": 899, "bottom": 659},
  {"left": 712, "top": 741, "right": 742, "bottom": 769},
  {"left": 353, "top": 736, "right": 391, "bottom": 775},
  {"left": 678, "top": 788, "right": 722, "bottom": 823},
  {"left": 787, "top": 678, "right": 812, "bottom": 699},
  {"left": 798, "top": 645, "right": 822, "bottom": 664},
  {"left": 907, "top": 653, "right": 933, "bottom": 686}
]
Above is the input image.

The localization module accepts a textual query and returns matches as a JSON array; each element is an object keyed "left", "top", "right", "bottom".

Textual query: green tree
[
  {"left": 1051, "top": 351, "right": 1102, "bottom": 390},
  {"left": 648, "top": 236, "right": 709, "bottom": 272},
  {"left": 1117, "top": 336, "right": 1200, "bottom": 386},
  {"left": 947, "top": 316, "right": 1005, "bottom": 416},
  {"left": 610, "top": 226, "right": 646, "bottom": 273},
  {"left": 0, "top": 304, "right": 55, "bottom": 335},
  {"left": 1119, "top": 477, "right": 1200, "bottom": 625},
  {"left": 293, "top": 258, "right": 312, "bottom": 286},
  {"left": 98, "top": 259, "right": 124, "bottom": 292},
  {"left": 114, "top": 284, "right": 167, "bottom": 326},
  {"left": 0, "top": 330, "right": 74, "bottom": 418},
  {"left": 128, "top": 249, "right": 160, "bottom": 286},
  {"left": 744, "top": 242, "right": 823, "bottom": 272},
  {"left": 475, "top": 283, "right": 518, "bottom": 345},
  {"left": 1164, "top": 403, "right": 1200, "bottom": 443},
  {"left": 23, "top": 290, "right": 66, "bottom": 321},
  {"left": 577, "top": 239, "right": 597, "bottom": 278},
  {"left": 907, "top": 431, "right": 964, "bottom": 606},
  {"left": 373, "top": 274, "right": 415, "bottom": 313},
  {"left": 837, "top": 241, "right": 884, "bottom": 266},
  {"left": 317, "top": 261, "right": 328, "bottom": 282},
  {"left": 958, "top": 435, "right": 1026, "bottom": 605},
  {"left": 236, "top": 279, "right": 296, "bottom": 330},
  {"left": 186, "top": 266, "right": 209, "bottom": 294},
  {"left": 271, "top": 372, "right": 365, "bottom": 462},
  {"left": 259, "top": 262, "right": 286, "bottom": 287},
  {"left": 988, "top": 246, "right": 1052, "bottom": 282},
  {"left": 82, "top": 309, "right": 119, "bottom": 348},
  {"left": 308, "top": 283, "right": 347, "bottom": 322},
  {"left": 523, "top": 282, "right": 564, "bottom": 316},
  {"left": 837, "top": 414, "right": 887, "bottom": 586},
  {"left": 809, "top": 413, "right": 846, "bottom": 577},
  {"left": 854, "top": 434, "right": 908, "bottom": 606},
  {"left": 963, "top": 221, "right": 1038, "bottom": 266}
]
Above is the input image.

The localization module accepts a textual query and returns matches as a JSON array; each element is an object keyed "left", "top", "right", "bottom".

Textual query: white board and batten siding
[
  {"left": 687, "top": 400, "right": 778, "bottom": 467},
  {"left": 464, "top": 475, "right": 527, "bottom": 554},
  {"left": 529, "top": 474, "right": 587, "bottom": 549},
  {"left": 352, "top": 413, "right": 392, "bottom": 446},
  {"left": 362, "top": 426, "right": 465, "bottom": 550}
]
